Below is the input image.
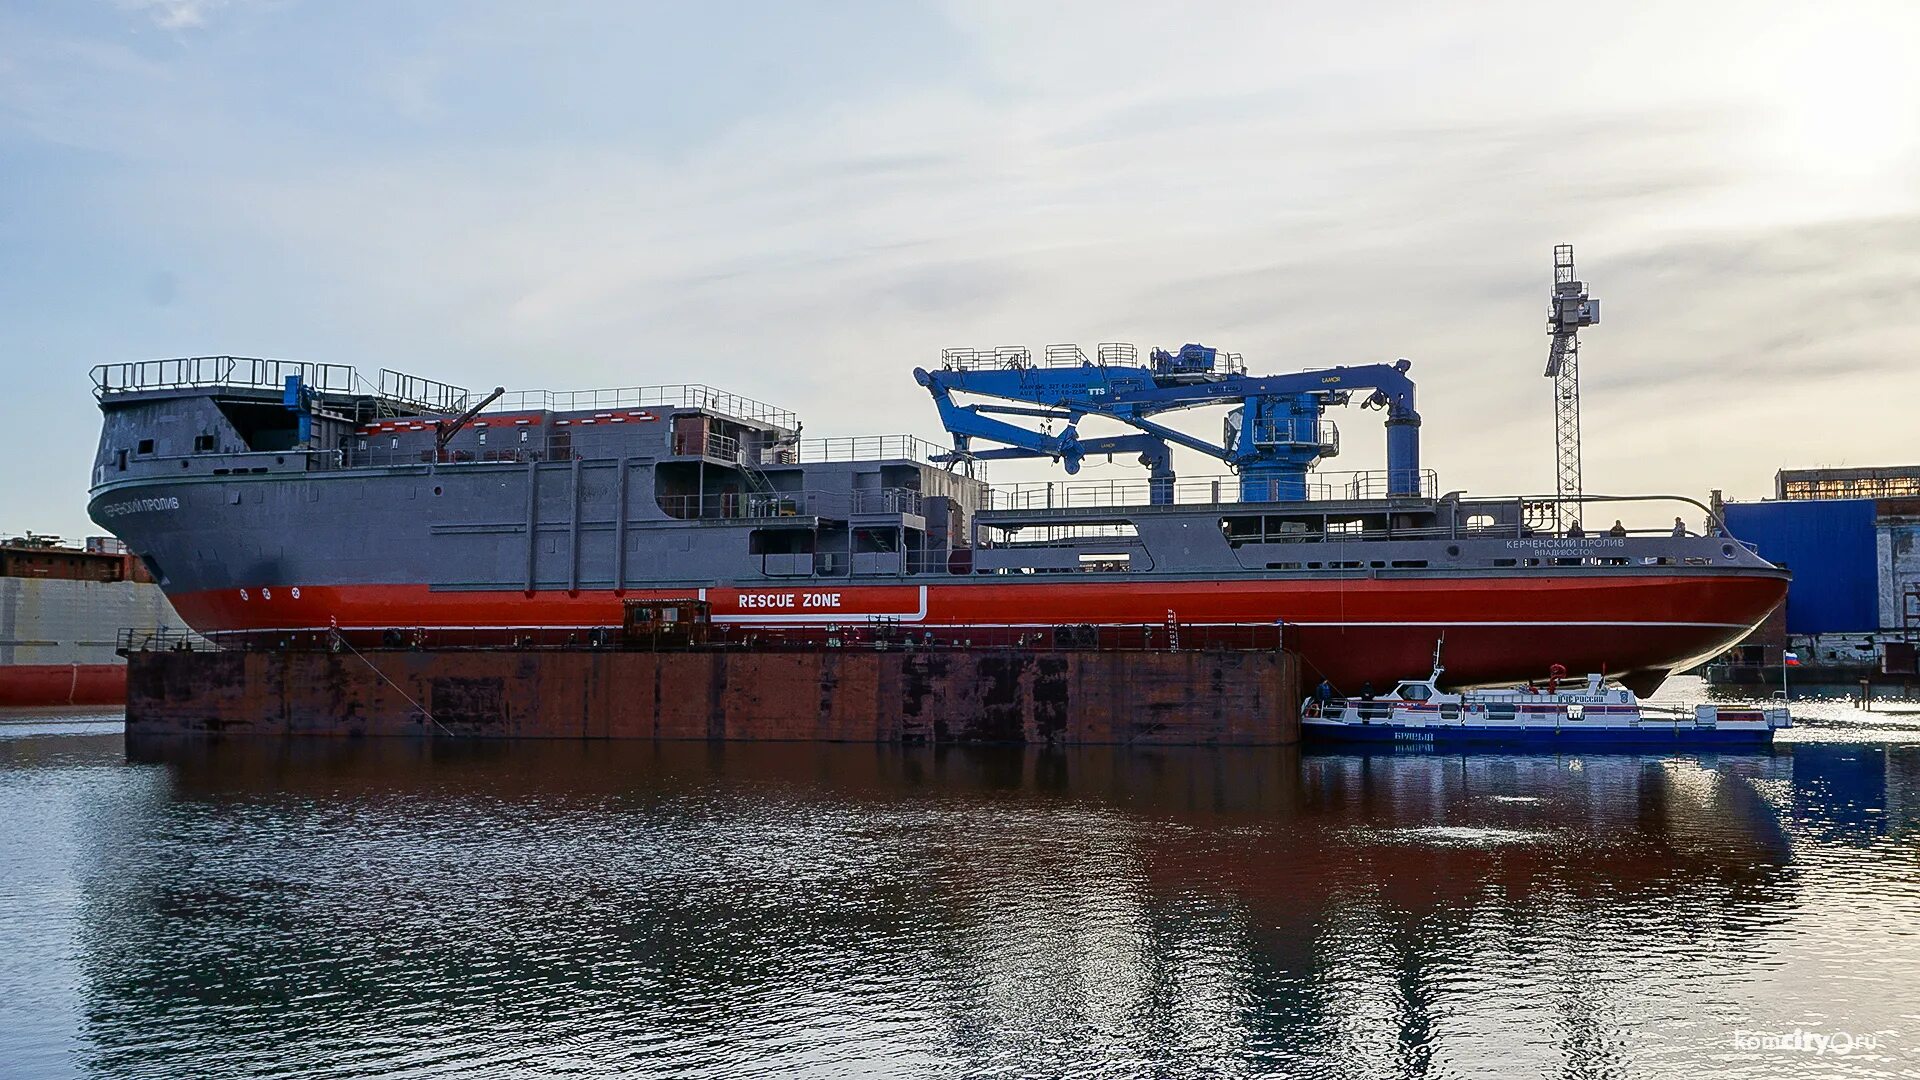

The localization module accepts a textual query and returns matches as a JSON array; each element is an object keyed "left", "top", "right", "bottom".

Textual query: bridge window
[
  {"left": 137, "top": 439, "right": 155, "bottom": 455},
  {"left": 194, "top": 434, "right": 216, "bottom": 452}
]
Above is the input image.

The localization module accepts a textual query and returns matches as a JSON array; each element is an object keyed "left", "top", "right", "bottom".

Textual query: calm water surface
[{"left": 3, "top": 679, "right": 1918, "bottom": 1079}]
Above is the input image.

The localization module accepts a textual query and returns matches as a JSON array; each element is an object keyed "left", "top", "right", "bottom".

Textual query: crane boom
[{"left": 913, "top": 344, "right": 1422, "bottom": 505}]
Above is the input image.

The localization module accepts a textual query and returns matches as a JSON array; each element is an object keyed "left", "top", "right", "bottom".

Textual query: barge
[{"left": 1, "top": 534, "right": 190, "bottom": 706}]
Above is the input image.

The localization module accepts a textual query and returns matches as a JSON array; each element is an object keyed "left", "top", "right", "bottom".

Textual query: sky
[{"left": 4, "top": 0, "right": 1919, "bottom": 540}]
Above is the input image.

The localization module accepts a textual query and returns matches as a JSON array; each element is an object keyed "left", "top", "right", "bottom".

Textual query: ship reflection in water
[{"left": 2, "top": 728, "right": 1917, "bottom": 1079}]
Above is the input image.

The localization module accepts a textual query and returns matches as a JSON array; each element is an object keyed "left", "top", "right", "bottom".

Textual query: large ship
[
  {"left": 1, "top": 534, "right": 190, "bottom": 706},
  {"left": 84, "top": 350, "right": 1787, "bottom": 695}
]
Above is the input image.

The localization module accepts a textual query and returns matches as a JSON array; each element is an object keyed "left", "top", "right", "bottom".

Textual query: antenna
[{"left": 1544, "top": 244, "right": 1599, "bottom": 532}]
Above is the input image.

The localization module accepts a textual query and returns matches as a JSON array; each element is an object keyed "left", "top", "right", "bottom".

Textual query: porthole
[
  {"left": 432, "top": 485, "right": 444, "bottom": 496},
  {"left": 1446, "top": 544, "right": 1460, "bottom": 557},
  {"left": 1722, "top": 544, "right": 1736, "bottom": 559}
]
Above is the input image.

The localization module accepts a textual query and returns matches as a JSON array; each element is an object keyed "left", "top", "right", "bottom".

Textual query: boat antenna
[{"left": 1430, "top": 634, "right": 1446, "bottom": 681}]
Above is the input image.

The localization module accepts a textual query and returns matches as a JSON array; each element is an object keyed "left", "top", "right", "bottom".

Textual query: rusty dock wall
[{"left": 125, "top": 648, "right": 1300, "bottom": 745}]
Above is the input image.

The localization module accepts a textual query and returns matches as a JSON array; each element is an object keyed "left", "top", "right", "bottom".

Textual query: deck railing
[
  {"left": 486, "top": 385, "right": 797, "bottom": 428},
  {"left": 119, "top": 622, "right": 1286, "bottom": 655},
  {"left": 983, "top": 469, "right": 1439, "bottom": 511},
  {"left": 92, "top": 357, "right": 363, "bottom": 398},
  {"left": 654, "top": 487, "right": 925, "bottom": 522},
  {"left": 91, "top": 361, "right": 797, "bottom": 430},
  {"left": 788, "top": 435, "right": 955, "bottom": 464}
]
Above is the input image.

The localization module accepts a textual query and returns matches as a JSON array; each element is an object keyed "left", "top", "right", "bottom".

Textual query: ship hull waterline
[{"left": 159, "top": 572, "right": 1787, "bottom": 696}]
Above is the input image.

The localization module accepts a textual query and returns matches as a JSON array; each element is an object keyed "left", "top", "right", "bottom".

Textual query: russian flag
[{"left": 1784, "top": 651, "right": 1802, "bottom": 666}]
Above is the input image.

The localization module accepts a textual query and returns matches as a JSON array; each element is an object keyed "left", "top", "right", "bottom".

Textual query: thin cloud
[{"left": 120, "top": 0, "right": 226, "bottom": 32}]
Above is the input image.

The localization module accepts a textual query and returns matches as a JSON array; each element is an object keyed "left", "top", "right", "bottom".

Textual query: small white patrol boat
[{"left": 1302, "top": 648, "right": 1790, "bottom": 748}]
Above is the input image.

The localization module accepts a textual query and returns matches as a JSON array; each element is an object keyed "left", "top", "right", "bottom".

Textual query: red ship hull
[
  {"left": 0, "top": 664, "right": 128, "bottom": 708},
  {"left": 166, "top": 571, "right": 1786, "bottom": 694}
]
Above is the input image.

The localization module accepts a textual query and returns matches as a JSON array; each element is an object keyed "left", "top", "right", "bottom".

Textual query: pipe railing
[
  {"left": 119, "top": 621, "right": 1288, "bottom": 655},
  {"left": 484, "top": 384, "right": 797, "bottom": 428},
  {"left": 92, "top": 357, "right": 362, "bottom": 398},
  {"left": 983, "top": 469, "right": 1439, "bottom": 511},
  {"left": 654, "top": 487, "right": 925, "bottom": 522}
]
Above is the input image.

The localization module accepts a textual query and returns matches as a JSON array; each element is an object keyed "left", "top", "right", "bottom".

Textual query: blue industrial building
[{"left": 1723, "top": 498, "right": 1880, "bottom": 635}]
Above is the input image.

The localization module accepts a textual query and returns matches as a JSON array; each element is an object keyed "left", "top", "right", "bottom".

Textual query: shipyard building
[{"left": 1718, "top": 466, "right": 1920, "bottom": 677}]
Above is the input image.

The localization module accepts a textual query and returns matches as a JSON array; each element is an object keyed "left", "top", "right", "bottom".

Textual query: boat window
[
  {"left": 1390, "top": 560, "right": 1428, "bottom": 568},
  {"left": 1567, "top": 704, "right": 1585, "bottom": 721},
  {"left": 137, "top": 438, "right": 155, "bottom": 455},
  {"left": 193, "top": 434, "right": 216, "bottom": 452},
  {"left": 1400, "top": 683, "right": 1431, "bottom": 701}
]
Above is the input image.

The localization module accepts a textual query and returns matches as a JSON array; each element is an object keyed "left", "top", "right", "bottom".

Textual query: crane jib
[{"left": 919, "top": 345, "right": 1424, "bottom": 504}]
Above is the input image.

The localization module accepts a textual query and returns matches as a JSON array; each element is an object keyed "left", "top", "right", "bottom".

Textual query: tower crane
[
  {"left": 913, "top": 343, "right": 1423, "bottom": 505},
  {"left": 1544, "top": 244, "right": 1600, "bottom": 531}
]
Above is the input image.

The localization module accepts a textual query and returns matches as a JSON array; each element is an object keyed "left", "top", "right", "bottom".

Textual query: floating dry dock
[{"left": 122, "top": 617, "right": 1301, "bottom": 745}]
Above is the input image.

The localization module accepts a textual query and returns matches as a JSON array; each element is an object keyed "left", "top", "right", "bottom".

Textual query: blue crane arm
[
  {"left": 944, "top": 433, "right": 1166, "bottom": 464},
  {"left": 1081, "top": 360, "right": 1418, "bottom": 422},
  {"left": 916, "top": 371, "right": 1089, "bottom": 472},
  {"left": 914, "top": 352, "right": 1424, "bottom": 500}
]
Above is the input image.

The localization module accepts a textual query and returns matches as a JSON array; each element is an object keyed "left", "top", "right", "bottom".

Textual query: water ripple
[{"left": 0, "top": 719, "right": 1916, "bottom": 1078}]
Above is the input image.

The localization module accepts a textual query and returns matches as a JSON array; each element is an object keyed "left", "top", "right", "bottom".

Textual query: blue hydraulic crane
[{"left": 913, "top": 344, "right": 1421, "bottom": 505}]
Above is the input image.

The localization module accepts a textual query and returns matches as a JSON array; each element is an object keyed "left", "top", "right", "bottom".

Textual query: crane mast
[{"left": 1544, "top": 244, "right": 1599, "bottom": 532}]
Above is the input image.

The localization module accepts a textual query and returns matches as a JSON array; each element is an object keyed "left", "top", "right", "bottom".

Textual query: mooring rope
[{"left": 328, "top": 629, "right": 458, "bottom": 738}]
